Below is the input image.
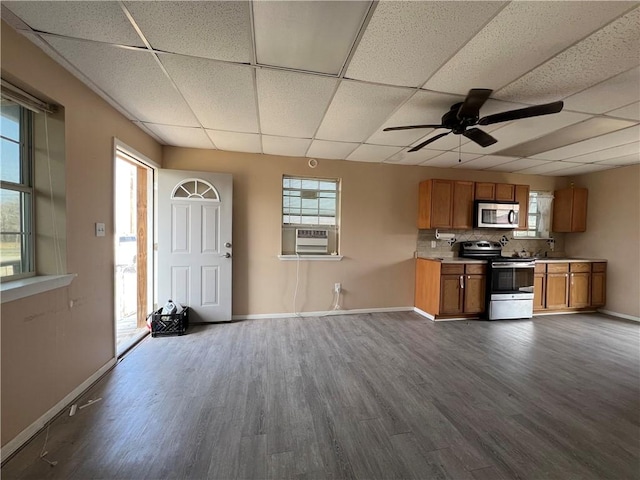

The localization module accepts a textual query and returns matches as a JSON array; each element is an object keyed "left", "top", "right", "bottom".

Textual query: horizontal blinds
[{"left": 1, "top": 79, "right": 56, "bottom": 114}]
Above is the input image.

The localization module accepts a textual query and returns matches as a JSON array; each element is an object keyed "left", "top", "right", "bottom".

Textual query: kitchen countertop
[{"left": 417, "top": 256, "right": 606, "bottom": 264}]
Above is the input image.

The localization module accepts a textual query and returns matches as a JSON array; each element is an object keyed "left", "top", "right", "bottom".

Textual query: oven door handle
[{"left": 492, "top": 262, "right": 535, "bottom": 268}]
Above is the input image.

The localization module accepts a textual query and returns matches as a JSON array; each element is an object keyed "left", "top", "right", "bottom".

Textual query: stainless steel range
[{"left": 459, "top": 241, "right": 535, "bottom": 320}]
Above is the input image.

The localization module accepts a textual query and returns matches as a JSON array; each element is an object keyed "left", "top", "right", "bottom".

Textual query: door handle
[
  {"left": 220, "top": 252, "right": 231, "bottom": 258},
  {"left": 460, "top": 276, "right": 464, "bottom": 289},
  {"left": 508, "top": 210, "right": 515, "bottom": 224}
]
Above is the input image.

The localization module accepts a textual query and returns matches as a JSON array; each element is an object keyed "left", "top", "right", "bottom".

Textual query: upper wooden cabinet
[
  {"left": 474, "top": 182, "right": 515, "bottom": 201},
  {"left": 553, "top": 187, "right": 588, "bottom": 232},
  {"left": 515, "top": 184, "right": 530, "bottom": 230},
  {"left": 419, "top": 179, "right": 530, "bottom": 230},
  {"left": 474, "top": 182, "right": 495, "bottom": 201},
  {"left": 418, "top": 179, "right": 474, "bottom": 229}
]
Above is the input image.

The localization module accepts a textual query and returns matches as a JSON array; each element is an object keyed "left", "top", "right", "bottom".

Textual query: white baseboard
[
  {"left": 232, "top": 306, "right": 413, "bottom": 321},
  {"left": 1, "top": 357, "right": 117, "bottom": 463},
  {"left": 598, "top": 309, "right": 640, "bottom": 322},
  {"left": 413, "top": 307, "right": 434, "bottom": 321},
  {"left": 533, "top": 310, "right": 596, "bottom": 317}
]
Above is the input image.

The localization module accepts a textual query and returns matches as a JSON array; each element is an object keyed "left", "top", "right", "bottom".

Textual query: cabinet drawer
[
  {"left": 465, "top": 264, "right": 486, "bottom": 275},
  {"left": 534, "top": 263, "right": 546, "bottom": 274},
  {"left": 547, "top": 263, "right": 569, "bottom": 273},
  {"left": 592, "top": 262, "right": 607, "bottom": 273},
  {"left": 441, "top": 264, "right": 464, "bottom": 275},
  {"left": 570, "top": 262, "right": 591, "bottom": 273}
]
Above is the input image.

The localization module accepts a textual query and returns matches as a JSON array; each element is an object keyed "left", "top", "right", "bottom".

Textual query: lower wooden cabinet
[
  {"left": 416, "top": 259, "right": 486, "bottom": 319},
  {"left": 591, "top": 263, "right": 607, "bottom": 307},
  {"left": 533, "top": 260, "right": 606, "bottom": 313}
]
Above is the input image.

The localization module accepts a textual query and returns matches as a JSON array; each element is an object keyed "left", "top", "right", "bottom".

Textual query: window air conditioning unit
[{"left": 295, "top": 229, "right": 328, "bottom": 254}]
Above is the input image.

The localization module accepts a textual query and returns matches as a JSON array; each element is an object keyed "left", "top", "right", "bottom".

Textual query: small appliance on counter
[{"left": 459, "top": 241, "right": 535, "bottom": 320}]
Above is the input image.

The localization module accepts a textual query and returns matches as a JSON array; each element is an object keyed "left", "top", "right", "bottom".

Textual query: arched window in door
[{"left": 171, "top": 179, "right": 220, "bottom": 201}]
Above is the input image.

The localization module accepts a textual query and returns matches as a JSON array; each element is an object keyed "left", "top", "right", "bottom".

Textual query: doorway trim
[{"left": 112, "top": 138, "right": 159, "bottom": 357}]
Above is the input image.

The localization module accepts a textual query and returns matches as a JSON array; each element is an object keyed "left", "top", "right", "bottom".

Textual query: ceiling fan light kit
[{"left": 384, "top": 88, "right": 565, "bottom": 153}]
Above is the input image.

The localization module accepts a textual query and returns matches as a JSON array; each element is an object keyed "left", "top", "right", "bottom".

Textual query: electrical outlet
[
  {"left": 431, "top": 240, "right": 437, "bottom": 248},
  {"left": 95, "top": 222, "right": 105, "bottom": 237},
  {"left": 334, "top": 283, "right": 341, "bottom": 293}
]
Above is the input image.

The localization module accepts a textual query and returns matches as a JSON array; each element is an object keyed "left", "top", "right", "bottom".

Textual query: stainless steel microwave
[{"left": 474, "top": 201, "right": 519, "bottom": 229}]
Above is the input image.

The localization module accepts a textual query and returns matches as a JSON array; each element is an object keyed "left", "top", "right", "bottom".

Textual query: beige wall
[
  {"left": 1, "top": 23, "right": 161, "bottom": 446},
  {"left": 566, "top": 165, "right": 640, "bottom": 318},
  {"left": 163, "top": 147, "right": 567, "bottom": 316}
]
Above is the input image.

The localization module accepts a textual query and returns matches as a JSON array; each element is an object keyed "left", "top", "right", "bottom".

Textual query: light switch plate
[{"left": 95, "top": 223, "right": 106, "bottom": 237}]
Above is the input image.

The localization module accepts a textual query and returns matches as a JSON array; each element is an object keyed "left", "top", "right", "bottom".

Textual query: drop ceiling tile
[
  {"left": 384, "top": 149, "right": 444, "bottom": 165},
  {"left": 124, "top": 1, "right": 252, "bottom": 62},
  {"left": 563, "top": 67, "right": 640, "bottom": 114},
  {"left": 346, "top": 144, "right": 403, "bottom": 163},
  {"left": 160, "top": 54, "right": 257, "bottom": 133},
  {"left": 514, "top": 161, "right": 581, "bottom": 175},
  {"left": 495, "top": 7, "right": 640, "bottom": 104},
  {"left": 453, "top": 155, "right": 519, "bottom": 170},
  {"left": 253, "top": 1, "right": 370, "bottom": 74},
  {"left": 346, "top": 1, "right": 505, "bottom": 87},
  {"left": 488, "top": 158, "right": 553, "bottom": 172},
  {"left": 262, "top": 136, "right": 311, "bottom": 158},
  {"left": 607, "top": 102, "right": 640, "bottom": 121},
  {"left": 595, "top": 153, "right": 640, "bottom": 166},
  {"left": 366, "top": 90, "right": 464, "bottom": 147},
  {"left": 496, "top": 117, "right": 637, "bottom": 158},
  {"left": 256, "top": 69, "right": 337, "bottom": 138},
  {"left": 315, "top": 81, "right": 413, "bottom": 142},
  {"left": 44, "top": 36, "right": 198, "bottom": 126},
  {"left": 545, "top": 163, "right": 617, "bottom": 176},
  {"left": 464, "top": 111, "right": 592, "bottom": 155},
  {"left": 206, "top": 130, "right": 262, "bottom": 154},
  {"left": 307, "top": 140, "right": 359, "bottom": 160},
  {"left": 4, "top": 1, "right": 144, "bottom": 46},
  {"left": 422, "top": 151, "right": 483, "bottom": 168},
  {"left": 531, "top": 124, "right": 640, "bottom": 160},
  {"left": 143, "top": 124, "right": 213, "bottom": 149},
  {"left": 424, "top": 2, "right": 634, "bottom": 95},
  {"left": 558, "top": 142, "right": 640, "bottom": 164}
]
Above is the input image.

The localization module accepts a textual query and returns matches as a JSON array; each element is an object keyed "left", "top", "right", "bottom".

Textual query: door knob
[{"left": 221, "top": 252, "right": 231, "bottom": 258}]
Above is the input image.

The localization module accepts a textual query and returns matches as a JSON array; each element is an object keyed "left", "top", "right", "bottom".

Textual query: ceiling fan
[{"left": 383, "top": 89, "right": 564, "bottom": 152}]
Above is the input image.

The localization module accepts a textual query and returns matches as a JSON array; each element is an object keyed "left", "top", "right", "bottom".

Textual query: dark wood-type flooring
[{"left": 3, "top": 312, "right": 639, "bottom": 479}]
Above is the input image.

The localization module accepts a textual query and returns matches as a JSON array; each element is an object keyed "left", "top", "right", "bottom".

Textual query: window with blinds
[{"left": 282, "top": 176, "right": 339, "bottom": 226}]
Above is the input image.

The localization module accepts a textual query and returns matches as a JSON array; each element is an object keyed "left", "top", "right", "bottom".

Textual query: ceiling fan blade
[
  {"left": 383, "top": 124, "right": 444, "bottom": 132},
  {"left": 408, "top": 131, "right": 451, "bottom": 152},
  {"left": 457, "top": 88, "right": 493, "bottom": 120},
  {"left": 478, "top": 101, "right": 564, "bottom": 126},
  {"left": 463, "top": 128, "right": 497, "bottom": 147}
]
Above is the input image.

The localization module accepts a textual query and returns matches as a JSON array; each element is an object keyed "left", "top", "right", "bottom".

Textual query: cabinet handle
[{"left": 460, "top": 276, "right": 464, "bottom": 289}]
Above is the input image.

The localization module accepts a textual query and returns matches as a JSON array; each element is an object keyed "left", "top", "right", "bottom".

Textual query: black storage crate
[{"left": 151, "top": 307, "right": 189, "bottom": 337}]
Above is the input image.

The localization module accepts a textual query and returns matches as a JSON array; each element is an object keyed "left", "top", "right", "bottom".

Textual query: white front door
[{"left": 158, "top": 170, "right": 233, "bottom": 322}]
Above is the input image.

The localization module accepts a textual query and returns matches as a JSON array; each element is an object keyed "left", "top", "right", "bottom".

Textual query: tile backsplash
[{"left": 417, "top": 229, "right": 566, "bottom": 258}]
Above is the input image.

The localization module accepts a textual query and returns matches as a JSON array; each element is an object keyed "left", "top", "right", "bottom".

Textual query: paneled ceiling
[{"left": 3, "top": 1, "right": 639, "bottom": 176}]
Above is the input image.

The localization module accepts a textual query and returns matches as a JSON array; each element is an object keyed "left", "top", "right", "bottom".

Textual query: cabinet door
[
  {"left": 591, "top": 271, "right": 606, "bottom": 307},
  {"left": 571, "top": 188, "right": 588, "bottom": 232},
  {"left": 463, "top": 275, "right": 485, "bottom": 314},
  {"left": 552, "top": 188, "right": 573, "bottom": 232},
  {"left": 533, "top": 273, "right": 545, "bottom": 311},
  {"left": 495, "top": 183, "right": 515, "bottom": 201},
  {"left": 546, "top": 273, "right": 569, "bottom": 309},
  {"left": 569, "top": 272, "right": 590, "bottom": 308},
  {"left": 475, "top": 182, "right": 495, "bottom": 201},
  {"left": 515, "top": 184, "right": 530, "bottom": 230},
  {"left": 440, "top": 274, "right": 463, "bottom": 314},
  {"left": 452, "top": 181, "right": 474, "bottom": 229},
  {"left": 419, "top": 179, "right": 453, "bottom": 229}
]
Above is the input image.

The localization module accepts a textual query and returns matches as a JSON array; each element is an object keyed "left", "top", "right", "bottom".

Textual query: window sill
[
  {"left": 1, "top": 274, "right": 76, "bottom": 304},
  {"left": 278, "top": 255, "right": 343, "bottom": 261}
]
